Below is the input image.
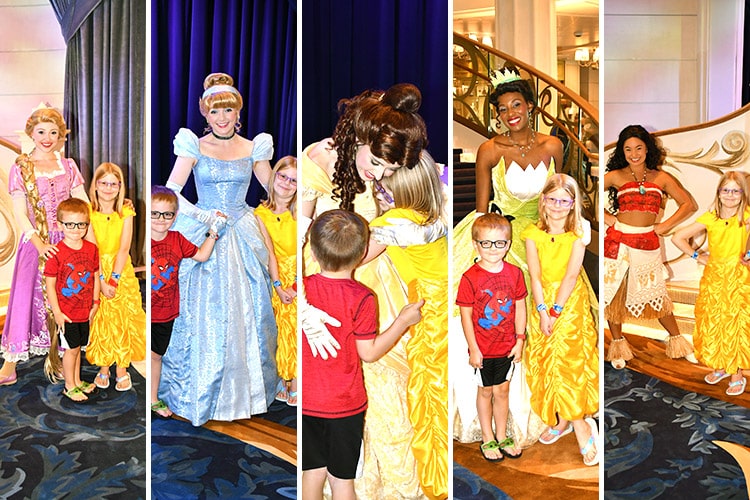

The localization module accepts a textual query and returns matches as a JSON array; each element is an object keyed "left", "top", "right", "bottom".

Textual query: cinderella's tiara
[{"left": 490, "top": 68, "right": 522, "bottom": 88}]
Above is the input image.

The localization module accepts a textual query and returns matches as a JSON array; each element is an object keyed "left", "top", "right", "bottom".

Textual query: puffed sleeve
[
  {"left": 63, "top": 158, "right": 85, "bottom": 191},
  {"left": 122, "top": 204, "right": 136, "bottom": 218},
  {"left": 251, "top": 133, "right": 274, "bottom": 161},
  {"left": 173, "top": 128, "right": 200, "bottom": 158},
  {"left": 8, "top": 163, "right": 24, "bottom": 196}
]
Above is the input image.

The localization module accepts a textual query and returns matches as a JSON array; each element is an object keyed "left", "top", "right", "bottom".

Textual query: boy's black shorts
[
  {"left": 151, "top": 320, "right": 175, "bottom": 356},
  {"left": 477, "top": 355, "right": 515, "bottom": 387},
  {"left": 302, "top": 411, "right": 365, "bottom": 479},
  {"left": 61, "top": 321, "right": 89, "bottom": 350}
]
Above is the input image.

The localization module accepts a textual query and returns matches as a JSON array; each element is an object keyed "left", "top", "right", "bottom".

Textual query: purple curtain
[
  {"left": 302, "top": 0, "right": 448, "bottom": 165},
  {"left": 151, "top": 0, "right": 297, "bottom": 206}
]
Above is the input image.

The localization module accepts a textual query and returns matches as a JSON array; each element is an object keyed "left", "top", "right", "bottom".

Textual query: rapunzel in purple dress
[{"left": 1, "top": 155, "right": 86, "bottom": 363}]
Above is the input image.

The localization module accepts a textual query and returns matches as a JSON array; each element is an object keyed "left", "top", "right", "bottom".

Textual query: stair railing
[{"left": 453, "top": 32, "right": 599, "bottom": 224}]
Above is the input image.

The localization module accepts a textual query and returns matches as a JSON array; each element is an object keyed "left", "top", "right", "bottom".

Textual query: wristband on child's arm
[
  {"left": 744, "top": 250, "right": 750, "bottom": 261},
  {"left": 536, "top": 303, "right": 547, "bottom": 313},
  {"left": 691, "top": 251, "right": 699, "bottom": 259},
  {"left": 515, "top": 333, "right": 527, "bottom": 340},
  {"left": 549, "top": 303, "right": 563, "bottom": 318},
  {"left": 273, "top": 280, "right": 282, "bottom": 288},
  {"left": 93, "top": 299, "right": 100, "bottom": 305},
  {"left": 108, "top": 278, "right": 119, "bottom": 288}
]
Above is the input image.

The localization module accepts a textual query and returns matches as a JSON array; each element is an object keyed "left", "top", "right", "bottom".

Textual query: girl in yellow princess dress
[
  {"left": 521, "top": 173, "right": 599, "bottom": 466},
  {"left": 364, "top": 150, "right": 448, "bottom": 499}
]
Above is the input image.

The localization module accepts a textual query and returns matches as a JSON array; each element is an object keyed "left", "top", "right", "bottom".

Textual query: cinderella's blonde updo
[{"left": 199, "top": 72, "right": 243, "bottom": 116}]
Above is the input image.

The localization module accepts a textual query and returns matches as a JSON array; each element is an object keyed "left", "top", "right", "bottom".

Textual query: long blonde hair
[
  {"left": 89, "top": 163, "right": 125, "bottom": 215},
  {"left": 537, "top": 173, "right": 585, "bottom": 236},
  {"left": 711, "top": 170, "right": 748, "bottom": 226},
  {"left": 263, "top": 156, "right": 297, "bottom": 218},
  {"left": 379, "top": 150, "right": 444, "bottom": 224}
]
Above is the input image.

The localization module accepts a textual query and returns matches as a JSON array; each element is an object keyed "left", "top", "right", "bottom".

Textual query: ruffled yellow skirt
[
  {"left": 407, "top": 278, "right": 448, "bottom": 500},
  {"left": 87, "top": 255, "right": 146, "bottom": 367},
  {"left": 274, "top": 255, "right": 297, "bottom": 381},
  {"left": 526, "top": 275, "right": 599, "bottom": 424},
  {"left": 694, "top": 258, "right": 750, "bottom": 373}
]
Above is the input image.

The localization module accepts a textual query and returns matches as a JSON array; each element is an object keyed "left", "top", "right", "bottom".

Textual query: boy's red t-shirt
[
  {"left": 43, "top": 240, "right": 99, "bottom": 322},
  {"left": 151, "top": 231, "right": 199, "bottom": 322},
  {"left": 456, "top": 262, "right": 527, "bottom": 358},
  {"left": 301, "top": 273, "right": 378, "bottom": 419}
]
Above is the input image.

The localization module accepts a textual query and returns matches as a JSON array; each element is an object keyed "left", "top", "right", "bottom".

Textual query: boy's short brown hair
[
  {"left": 56, "top": 198, "right": 90, "bottom": 221},
  {"left": 151, "top": 185, "right": 178, "bottom": 211},
  {"left": 471, "top": 213, "right": 511, "bottom": 240},
  {"left": 309, "top": 209, "right": 369, "bottom": 272}
]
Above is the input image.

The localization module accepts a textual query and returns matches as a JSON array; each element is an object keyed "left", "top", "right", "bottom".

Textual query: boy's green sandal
[
  {"left": 78, "top": 381, "right": 96, "bottom": 394},
  {"left": 497, "top": 437, "right": 522, "bottom": 459},
  {"left": 479, "top": 440, "right": 503, "bottom": 462},
  {"left": 62, "top": 386, "right": 88, "bottom": 403},
  {"left": 151, "top": 400, "right": 172, "bottom": 418}
]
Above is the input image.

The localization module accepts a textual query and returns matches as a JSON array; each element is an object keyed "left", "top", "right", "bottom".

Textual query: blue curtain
[
  {"left": 151, "top": 0, "right": 297, "bottom": 206},
  {"left": 302, "top": 0, "right": 448, "bottom": 165}
]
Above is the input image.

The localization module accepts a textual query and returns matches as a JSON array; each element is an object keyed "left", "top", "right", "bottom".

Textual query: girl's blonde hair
[
  {"left": 199, "top": 73, "right": 243, "bottom": 116},
  {"left": 711, "top": 170, "right": 749, "bottom": 226},
  {"left": 263, "top": 156, "right": 297, "bottom": 218},
  {"left": 538, "top": 173, "right": 585, "bottom": 235},
  {"left": 378, "top": 150, "right": 444, "bottom": 224},
  {"left": 90, "top": 162, "right": 125, "bottom": 215}
]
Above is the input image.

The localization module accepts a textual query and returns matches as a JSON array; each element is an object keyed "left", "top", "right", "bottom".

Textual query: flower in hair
[{"left": 490, "top": 68, "right": 522, "bottom": 88}]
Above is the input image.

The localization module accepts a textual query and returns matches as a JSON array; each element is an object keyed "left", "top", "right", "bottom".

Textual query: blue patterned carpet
[
  {"left": 453, "top": 462, "right": 512, "bottom": 499},
  {"left": 605, "top": 364, "right": 750, "bottom": 499},
  {"left": 0, "top": 356, "right": 146, "bottom": 499},
  {"left": 151, "top": 417, "right": 296, "bottom": 499}
]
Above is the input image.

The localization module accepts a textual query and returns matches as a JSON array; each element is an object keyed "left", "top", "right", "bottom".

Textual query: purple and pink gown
[{"left": 1, "top": 157, "right": 85, "bottom": 362}]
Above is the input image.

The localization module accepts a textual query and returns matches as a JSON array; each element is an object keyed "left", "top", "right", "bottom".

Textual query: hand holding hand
[{"left": 372, "top": 219, "right": 447, "bottom": 247}]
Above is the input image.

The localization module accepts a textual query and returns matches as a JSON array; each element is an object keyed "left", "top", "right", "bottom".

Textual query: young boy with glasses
[
  {"left": 43, "top": 197, "right": 100, "bottom": 402},
  {"left": 456, "top": 213, "right": 527, "bottom": 461},
  {"left": 149, "top": 185, "right": 223, "bottom": 417}
]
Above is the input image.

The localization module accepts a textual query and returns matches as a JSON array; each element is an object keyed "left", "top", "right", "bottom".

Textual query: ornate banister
[{"left": 453, "top": 32, "right": 599, "bottom": 224}]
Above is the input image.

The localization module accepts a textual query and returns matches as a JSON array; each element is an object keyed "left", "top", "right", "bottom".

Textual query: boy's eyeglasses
[
  {"left": 543, "top": 196, "right": 575, "bottom": 208},
  {"left": 60, "top": 221, "right": 89, "bottom": 229},
  {"left": 374, "top": 180, "right": 394, "bottom": 205},
  {"left": 151, "top": 211, "right": 176, "bottom": 220},
  {"left": 97, "top": 180, "right": 121, "bottom": 188},
  {"left": 719, "top": 188, "right": 743, "bottom": 196},
  {"left": 275, "top": 172, "right": 297, "bottom": 186},
  {"left": 475, "top": 239, "right": 509, "bottom": 249}
]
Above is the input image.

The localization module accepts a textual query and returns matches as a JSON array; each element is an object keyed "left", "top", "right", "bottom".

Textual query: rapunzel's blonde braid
[{"left": 17, "top": 153, "right": 63, "bottom": 381}]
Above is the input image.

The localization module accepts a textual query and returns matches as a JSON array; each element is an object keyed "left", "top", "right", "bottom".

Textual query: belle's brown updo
[{"left": 331, "top": 83, "right": 428, "bottom": 211}]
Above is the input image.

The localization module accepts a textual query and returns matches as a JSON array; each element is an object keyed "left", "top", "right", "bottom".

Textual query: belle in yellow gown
[
  {"left": 520, "top": 223, "right": 598, "bottom": 426},
  {"left": 301, "top": 145, "right": 422, "bottom": 499},
  {"left": 370, "top": 207, "right": 448, "bottom": 500}
]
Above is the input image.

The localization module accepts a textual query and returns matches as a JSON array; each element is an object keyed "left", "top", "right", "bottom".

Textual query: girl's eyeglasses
[
  {"left": 151, "top": 211, "right": 176, "bottom": 220},
  {"left": 374, "top": 180, "right": 394, "bottom": 205},
  {"left": 719, "top": 188, "right": 743, "bottom": 196},
  {"left": 543, "top": 197, "right": 575, "bottom": 208},
  {"left": 60, "top": 221, "right": 89, "bottom": 229},
  {"left": 97, "top": 180, "right": 121, "bottom": 188},
  {"left": 275, "top": 172, "right": 297, "bottom": 186},
  {"left": 474, "top": 239, "right": 509, "bottom": 249}
]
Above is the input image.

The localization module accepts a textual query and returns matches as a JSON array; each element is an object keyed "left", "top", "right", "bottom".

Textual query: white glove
[
  {"left": 299, "top": 285, "right": 342, "bottom": 360},
  {"left": 166, "top": 180, "right": 227, "bottom": 234},
  {"left": 371, "top": 217, "right": 447, "bottom": 247}
]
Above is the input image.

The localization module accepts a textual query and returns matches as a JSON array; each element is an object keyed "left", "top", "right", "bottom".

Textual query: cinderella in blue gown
[{"left": 160, "top": 128, "right": 278, "bottom": 426}]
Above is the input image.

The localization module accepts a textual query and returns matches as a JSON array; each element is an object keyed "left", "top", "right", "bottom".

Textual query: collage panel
[
  {"left": 602, "top": 1, "right": 750, "bottom": 498},
  {"left": 452, "top": 1, "right": 600, "bottom": 499},
  {"left": 0, "top": 0, "right": 147, "bottom": 498},
  {"left": 149, "top": 0, "right": 298, "bottom": 497},
  {"left": 300, "top": 1, "right": 450, "bottom": 499}
]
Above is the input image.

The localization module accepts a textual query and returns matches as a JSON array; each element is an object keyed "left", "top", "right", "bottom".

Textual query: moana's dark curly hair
[
  {"left": 331, "top": 83, "right": 428, "bottom": 211},
  {"left": 606, "top": 124, "right": 667, "bottom": 212}
]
